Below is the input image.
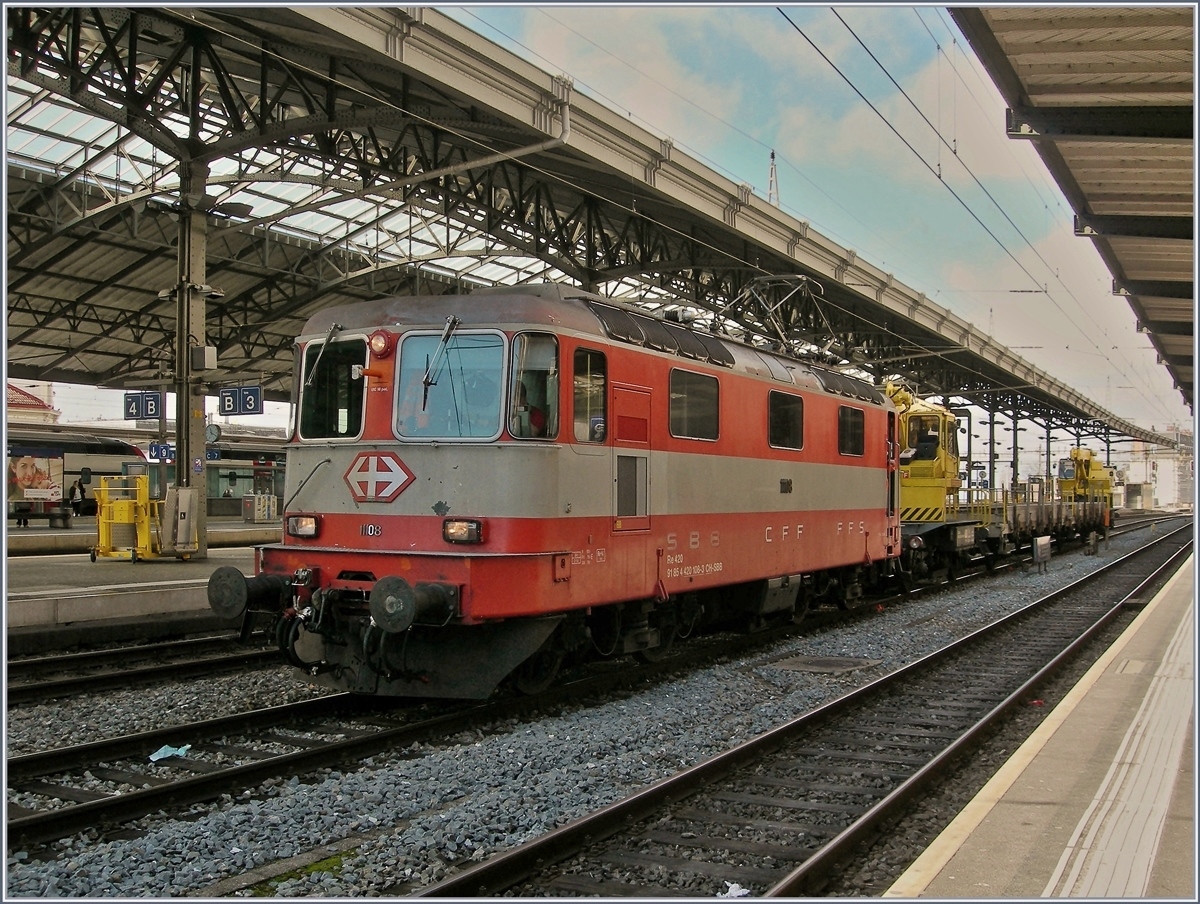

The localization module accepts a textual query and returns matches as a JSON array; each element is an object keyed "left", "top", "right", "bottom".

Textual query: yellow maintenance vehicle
[
  {"left": 885, "top": 383, "right": 1113, "bottom": 585},
  {"left": 1057, "top": 446, "right": 1116, "bottom": 523},
  {"left": 885, "top": 383, "right": 981, "bottom": 582}
]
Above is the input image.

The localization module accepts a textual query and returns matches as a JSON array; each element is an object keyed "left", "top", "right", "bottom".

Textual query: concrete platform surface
[
  {"left": 886, "top": 556, "right": 1195, "bottom": 899},
  {"left": 5, "top": 547, "right": 257, "bottom": 630}
]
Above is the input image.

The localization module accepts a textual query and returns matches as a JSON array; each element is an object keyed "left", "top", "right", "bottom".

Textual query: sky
[
  {"left": 30, "top": 5, "right": 1193, "bottom": 463},
  {"left": 436, "top": 4, "right": 1190, "bottom": 435}
]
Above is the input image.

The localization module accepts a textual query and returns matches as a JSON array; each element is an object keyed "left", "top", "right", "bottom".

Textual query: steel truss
[{"left": 3, "top": 7, "right": 1176, "bottom": 448}]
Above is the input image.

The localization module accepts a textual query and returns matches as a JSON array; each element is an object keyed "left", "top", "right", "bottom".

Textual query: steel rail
[
  {"left": 6, "top": 632, "right": 269, "bottom": 675},
  {"left": 6, "top": 695, "right": 358, "bottom": 781},
  {"left": 6, "top": 648, "right": 283, "bottom": 705}
]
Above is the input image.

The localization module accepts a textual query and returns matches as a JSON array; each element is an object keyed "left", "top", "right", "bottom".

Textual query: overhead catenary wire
[{"left": 779, "top": 7, "right": 1174, "bottom": 423}]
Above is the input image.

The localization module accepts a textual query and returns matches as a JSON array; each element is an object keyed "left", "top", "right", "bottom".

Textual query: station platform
[
  {"left": 5, "top": 514, "right": 280, "bottom": 556},
  {"left": 886, "top": 555, "right": 1195, "bottom": 898},
  {"left": 5, "top": 517, "right": 276, "bottom": 653}
]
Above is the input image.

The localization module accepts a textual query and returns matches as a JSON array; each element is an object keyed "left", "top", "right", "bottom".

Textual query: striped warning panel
[{"left": 901, "top": 507, "right": 945, "bottom": 522}]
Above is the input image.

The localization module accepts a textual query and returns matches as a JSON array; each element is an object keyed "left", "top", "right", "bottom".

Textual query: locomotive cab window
[
  {"left": 574, "top": 349, "right": 607, "bottom": 442},
  {"left": 299, "top": 338, "right": 368, "bottom": 439},
  {"left": 768, "top": 391, "right": 804, "bottom": 450},
  {"left": 838, "top": 406, "right": 865, "bottom": 456},
  {"left": 509, "top": 333, "right": 558, "bottom": 439},
  {"left": 396, "top": 331, "right": 505, "bottom": 439},
  {"left": 669, "top": 369, "right": 719, "bottom": 440}
]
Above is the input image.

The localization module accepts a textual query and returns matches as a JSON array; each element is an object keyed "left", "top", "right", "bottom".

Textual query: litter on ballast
[{"left": 149, "top": 744, "right": 192, "bottom": 762}]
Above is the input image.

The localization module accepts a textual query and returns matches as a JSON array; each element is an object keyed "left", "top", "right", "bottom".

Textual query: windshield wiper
[
  {"left": 304, "top": 322, "right": 343, "bottom": 388},
  {"left": 422, "top": 315, "right": 460, "bottom": 410}
]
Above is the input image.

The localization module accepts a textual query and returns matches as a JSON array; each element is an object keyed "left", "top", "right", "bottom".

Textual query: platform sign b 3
[{"left": 219, "top": 386, "right": 262, "bottom": 415}]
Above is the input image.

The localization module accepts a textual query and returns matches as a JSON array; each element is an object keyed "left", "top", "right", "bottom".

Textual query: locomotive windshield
[
  {"left": 298, "top": 338, "right": 367, "bottom": 439},
  {"left": 397, "top": 331, "right": 504, "bottom": 439}
]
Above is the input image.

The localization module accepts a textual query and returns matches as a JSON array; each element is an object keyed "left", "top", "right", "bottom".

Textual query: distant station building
[
  {"left": 7, "top": 381, "right": 60, "bottom": 426},
  {"left": 1116, "top": 426, "right": 1194, "bottom": 512}
]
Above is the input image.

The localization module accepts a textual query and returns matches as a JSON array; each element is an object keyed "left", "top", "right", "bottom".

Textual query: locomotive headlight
[
  {"left": 368, "top": 330, "right": 394, "bottom": 357},
  {"left": 907, "top": 535, "right": 924, "bottom": 550},
  {"left": 443, "top": 518, "right": 484, "bottom": 544},
  {"left": 287, "top": 515, "right": 321, "bottom": 538}
]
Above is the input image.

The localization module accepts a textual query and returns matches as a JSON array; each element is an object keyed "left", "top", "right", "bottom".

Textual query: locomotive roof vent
[
  {"left": 587, "top": 301, "right": 734, "bottom": 368},
  {"left": 811, "top": 368, "right": 884, "bottom": 405}
]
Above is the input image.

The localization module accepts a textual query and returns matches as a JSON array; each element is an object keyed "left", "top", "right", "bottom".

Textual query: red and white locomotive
[{"left": 209, "top": 284, "right": 902, "bottom": 698}]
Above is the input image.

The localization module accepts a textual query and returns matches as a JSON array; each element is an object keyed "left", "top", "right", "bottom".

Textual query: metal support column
[
  {"left": 1045, "top": 423, "right": 1052, "bottom": 487},
  {"left": 175, "top": 158, "right": 210, "bottom": 558},
  {"left": 988, "top": 410, "right": 997, "bottom": 490},
  {"left": 1011, "top": 408, "right": 1020, "bottom": 486}
]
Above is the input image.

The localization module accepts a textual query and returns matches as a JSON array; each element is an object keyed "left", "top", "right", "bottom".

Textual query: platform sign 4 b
[
  {"left": 218, "top": 386, "right": 263, "bottom": 416},
  {"left": 124, "top": 391, "right": 163, "bottom": 419}
]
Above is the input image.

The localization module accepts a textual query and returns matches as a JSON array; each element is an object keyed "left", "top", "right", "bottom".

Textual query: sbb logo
[{"left": 343, "top": 451, "right": 415, "bottom": 502}]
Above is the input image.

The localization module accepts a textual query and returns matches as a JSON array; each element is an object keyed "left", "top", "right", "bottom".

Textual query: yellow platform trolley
[{"left": 91, "top": 474, "right": 163, "bottom": 563}]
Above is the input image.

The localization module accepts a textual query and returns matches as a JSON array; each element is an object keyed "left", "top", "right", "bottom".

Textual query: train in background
[
  {"left": 5, "top": 422, "right": 285, "bottom": 518},
  {"left": 137, "top": 432, "right": 286, "bottom": 508},
  {"left": 206, "top": 283, "right": 1117, "bottom": 701},
  {"left": 884, "top": 383, "right": 1113, "bottom": 583},
  {"left": 7, "top": 428, "right": 145, "bottom": 517}
]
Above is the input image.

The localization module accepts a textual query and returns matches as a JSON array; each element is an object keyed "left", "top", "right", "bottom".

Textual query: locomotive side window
[
  {"left": 573, "top": 349, "right": 607, "bottom": 442},
  {"left": 669, "top": 369, "right": 719, "bottom": 440},
  {"left": 299, "top": 338, "right": 367, "bottom": 439},
  {"left": 768, "top": 391, "right": 804, "bottom": 449},
  {"left": 396, "top": 332, "right": 504, "bottom": 439},
  {"left": 509, "top": 333, "right": 559, "bottom": 439},
  {"left": 838, "top": 406, "right": 865, "bottom": 456}
]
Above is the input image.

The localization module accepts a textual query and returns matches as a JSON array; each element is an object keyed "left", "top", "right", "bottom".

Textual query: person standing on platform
[
  {"left": 74, "top": 480, "right": 86, "bottom": 516},
  {"left": 68, "top": 480, "right": 79, "bottom": 515}
]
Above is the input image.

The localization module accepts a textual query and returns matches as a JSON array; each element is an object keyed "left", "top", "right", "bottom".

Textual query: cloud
[{"left": 444, "top": 6, "right": 1191, "bottom": 429}]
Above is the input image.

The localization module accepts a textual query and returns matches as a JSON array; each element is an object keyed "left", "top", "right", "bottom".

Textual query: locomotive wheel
[
  {"left": 635, "top": 614, "right": 677, "bottom": 664},
  {"left": 513, "top": 648, "right": 563, "bottom": 696}
]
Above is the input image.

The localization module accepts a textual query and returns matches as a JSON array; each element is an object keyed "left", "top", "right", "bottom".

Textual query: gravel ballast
[{"left": 4, "top": 526, "right": 1172, "bottom": 896}]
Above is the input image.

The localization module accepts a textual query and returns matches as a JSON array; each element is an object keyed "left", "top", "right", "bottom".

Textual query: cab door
[
  {"left": 887, "top": 409, "right": 899, "bottom": 555},
  {"left": 612, "top": 384, "right": 651, "bottom": 532}
]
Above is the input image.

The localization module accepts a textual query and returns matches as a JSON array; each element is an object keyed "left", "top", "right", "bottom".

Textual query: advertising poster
[{"left": 7, "top": 448, "right": 64, "bottom": 505}]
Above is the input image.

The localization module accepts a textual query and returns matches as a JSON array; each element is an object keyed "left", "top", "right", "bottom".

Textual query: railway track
[
  {"left": 7, "top": 519, "right": 1187, "bottom": 852},
  {"left": 4, "top": 513, "right": 1176, "bottom": 705},
  {"left": 416, "top": 523, "right": 1191, "bottom": 897},
  {"left": 6, "top": 634, "right": 279, "bottom": 705},
  {"left": 0, "top": 578, "right": 979, "bottom": 851},
  {"left": 2, "top": 613, "right": 834, "bottom": 849}
]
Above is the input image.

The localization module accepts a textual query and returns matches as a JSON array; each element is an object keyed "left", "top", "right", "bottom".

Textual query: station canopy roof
[
  {"left": 951, "top": 6, "right": 1194, "bottom": 415},
  {"left": 5, "top": 6, "right": 1182, "bottom": 447}
]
